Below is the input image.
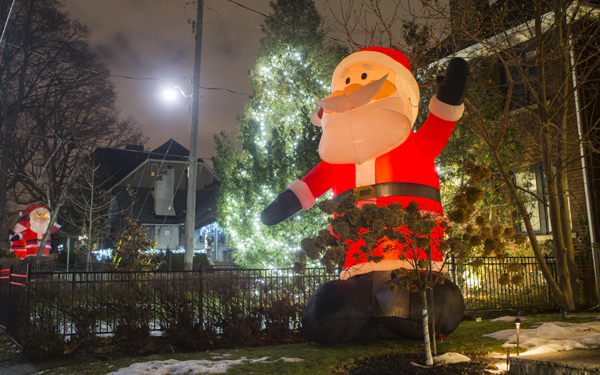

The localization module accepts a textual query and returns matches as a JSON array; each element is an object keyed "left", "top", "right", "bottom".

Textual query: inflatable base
[{"left": 302, "top": 270, "right": 464, "bottom": 344}]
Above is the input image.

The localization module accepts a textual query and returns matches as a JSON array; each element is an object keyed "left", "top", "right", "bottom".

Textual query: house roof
[
  {"left": 112, "top": 180, "right": 220, "bottom": 229},
  {"left": 433, "top": 0, "right": 599, "bottom": 63},
  {"left": 93, "top": 139, "right": 205, "bottom": 190}
]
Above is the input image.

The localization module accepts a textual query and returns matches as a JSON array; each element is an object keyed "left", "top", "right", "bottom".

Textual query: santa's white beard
[
  {"left": 30, "top": 218, "right": 50, "bottom": 235},
  {"left": 318, "top": 95, "right": 413, "bottom": 165}
]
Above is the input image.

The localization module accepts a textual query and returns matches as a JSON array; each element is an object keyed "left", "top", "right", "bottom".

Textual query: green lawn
[{"left": 2, "top": 312, "right": 598, "bottom": 375}]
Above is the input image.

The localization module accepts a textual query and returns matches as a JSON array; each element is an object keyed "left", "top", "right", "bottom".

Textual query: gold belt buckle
[{"left": 353, "top": 185, "right": 376, "bottom": 200}]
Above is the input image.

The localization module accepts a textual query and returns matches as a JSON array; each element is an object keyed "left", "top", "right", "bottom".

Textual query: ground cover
[{"left": 1, "top": 311, "right": 598, "bottom": 375}]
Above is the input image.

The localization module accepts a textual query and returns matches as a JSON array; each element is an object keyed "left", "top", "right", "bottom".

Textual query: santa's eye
[
  {"left": 345, "top": 77, "right": 350, "bottom": 84},
  {"left": 361, "top": 73, "right": 367, "bottom": 80}
]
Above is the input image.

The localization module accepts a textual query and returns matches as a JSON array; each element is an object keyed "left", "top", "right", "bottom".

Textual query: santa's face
[
  {"left": 29, "top": 208, "right": 50, "bottom": 234},
  {"left": 316, "top": 61, "right": 415, "bottom": 165}
]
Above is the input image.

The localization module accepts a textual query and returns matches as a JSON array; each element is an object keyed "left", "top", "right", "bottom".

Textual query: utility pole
[{"left": 184, "top": 0, "right": 204, "bottom": 270}]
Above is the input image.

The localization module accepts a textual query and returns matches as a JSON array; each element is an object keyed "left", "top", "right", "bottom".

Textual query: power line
[
  {"left": 0, "top": 41, "right": 250, "bottom": 96},
  {"left": 224, "top": 0, "right": 351, "bottom": 46},
  {"left": 141, "top": 0, "right": 347, "bottom": 44},
  {"left": 142, "top": 0, "right": 185, "bottom": 6},
  {"left": 0, "top": 0, "right": 17, "bottom": 45},
  {"left": 0, "top": 128, "right": 214, "bottom": 161},
  {"left": 204, "top": 5, "right": 261, "bottom": 30}
]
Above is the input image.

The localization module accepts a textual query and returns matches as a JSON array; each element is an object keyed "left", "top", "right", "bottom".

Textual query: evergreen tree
[{"left": 213, "top": 0, "right": 345, "bottom": 268}]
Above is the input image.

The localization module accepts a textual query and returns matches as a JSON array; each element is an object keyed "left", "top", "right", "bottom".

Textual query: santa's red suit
[
  {"left": 261, "top": 47, "right": 468, "bottom": 344},
  {"left": 9, "top": 203, "right": 61, "bottom": 258},
  {"left": 291, "top": 112, "right": 457, "bottom": 278},
  {"left": 282, "top": 47, "right": 464, "bottom": 279}
]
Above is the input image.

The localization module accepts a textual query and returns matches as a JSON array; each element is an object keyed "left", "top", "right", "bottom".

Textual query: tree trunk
[
  {"left": 421, "top": 291, "right": 433, "bottom": 366},
  {"left": 37, "top": 151, "right": 83, "bottom": 257}
]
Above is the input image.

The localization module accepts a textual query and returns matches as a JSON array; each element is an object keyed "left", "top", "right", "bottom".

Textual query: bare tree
[
  {"left": 328, "top": 0, "right": 600, "bottom": 310},
  {"left": 0, "top": 0, "right": 146, "bottom": 251}
]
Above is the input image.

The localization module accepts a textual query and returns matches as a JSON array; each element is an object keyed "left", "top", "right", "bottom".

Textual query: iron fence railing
[
  {"left": 0, "top": 265, "right": 29, "bottom": 344},
  {"left": 18, "top": 267, "right": 338, "bottom": 338},
  {"left": 451, "top": 256, "right": 559, "bottom": 310},
  {"left": 0, "top": 256, "right": 570, "bottom": 347},
  {"left": 0, "top": 262, "right": 242, "bottom": 275}
]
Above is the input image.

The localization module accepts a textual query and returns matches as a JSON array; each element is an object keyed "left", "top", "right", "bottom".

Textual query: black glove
[
  {"left": 260, "top": 189, "right": 302, "bottom": 226},
  {"left": 436, "top": 58, "right": 469, "bottom": 106},
  {"left": 10, "top": 234, "right": 20, "bottom": 242},
  {"left": 9, "top": 229, "right": 15, "bottom": 236},
  {"left": 56, "top": 217, "right": 65, "bottom": 226}
]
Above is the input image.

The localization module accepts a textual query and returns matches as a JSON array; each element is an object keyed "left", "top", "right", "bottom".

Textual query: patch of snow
[
  {"left": 433, "top": 352, "right": 471, "bottom": 364},
  {"left": 484, "top": 321, "right": 600, "bottom": 356},
  {"left": 280, "top": 357, "right": 305, "bottom": 362},
  {"left": 107, "top": 356, "right": 305, "bottom": 375},
  {"left": 491, "top": 316, "right": 525, "bottom": 322},
  {"left": 486, "top": 362, "right": 509, "bottom": 374}
]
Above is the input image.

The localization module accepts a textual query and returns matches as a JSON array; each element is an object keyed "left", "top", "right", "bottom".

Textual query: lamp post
[{"left": 184, "top": 0, "right": 204, "bottom": 271}]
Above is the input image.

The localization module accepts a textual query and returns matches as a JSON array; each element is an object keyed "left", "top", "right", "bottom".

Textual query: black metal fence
[
  {"left": 450, "top": 256, "right": 558, "bottom": 311},
  {"left": 1, "top": 262, "right": 242, "bottom": 275},
  {"left": 0, "top": 257, "right": 562, "bottom": 347},
  {"left": 0, "top": 265, "right": 28, "bottom": 344},
  {"left": 15, "top": 267, "right": 336, "bottom": 338}
]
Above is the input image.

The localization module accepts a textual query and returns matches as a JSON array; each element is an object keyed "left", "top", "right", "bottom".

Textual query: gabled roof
[
  {"left": 151, "top": 139, "right": 190, "bottom": 157},
  {"left": 432, "top": 0, "right": 599, "bottom": 64},
  {"left": 110, "top": 181, "right": 220, "bottom": 229},
  {"left": 94, "top": 139, "right": 205, "bottom": 190}
]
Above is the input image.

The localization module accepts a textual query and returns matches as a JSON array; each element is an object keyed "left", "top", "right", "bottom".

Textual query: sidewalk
[
  {"left": 509, "top": 348, "right": 600, "bottom": 374},
  {"left": 0, "top": 362, "right": 38, "bottom": 375}
]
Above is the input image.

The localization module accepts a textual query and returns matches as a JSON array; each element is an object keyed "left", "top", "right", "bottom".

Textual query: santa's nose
[{"left": 342, "top": 83, "right": 363, "bottom": 96}]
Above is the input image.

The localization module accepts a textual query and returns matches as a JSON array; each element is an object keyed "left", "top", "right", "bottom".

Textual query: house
[
  {"left": 92, "top": 139, "right": 233, "bottom": 264},
  {"left": 436, "top": 0, "right": 600, "bottom": 306}
]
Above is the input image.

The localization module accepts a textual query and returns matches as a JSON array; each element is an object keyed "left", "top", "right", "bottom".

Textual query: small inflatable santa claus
[
  {"left": 9, "top": 203, "right": 62, "bottom": 258},
  {"left": 261, "top": 47, "right": 468, "bottom": 343}
]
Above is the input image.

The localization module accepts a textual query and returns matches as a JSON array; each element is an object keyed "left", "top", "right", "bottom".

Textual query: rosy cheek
[{"left": 373, "top": 80, "right": 397, "bottom": 100}]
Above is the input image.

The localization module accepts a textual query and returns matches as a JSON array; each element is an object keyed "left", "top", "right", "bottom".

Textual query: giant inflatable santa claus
[
  {"left": 9, "top": 203, "right": 62, "bottom": 258},
  {"left": 261, "top": 47, "right": 468, "bottom": 343}
]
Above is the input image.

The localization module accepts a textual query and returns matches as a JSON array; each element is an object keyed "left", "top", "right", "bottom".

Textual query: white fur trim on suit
[
  {"left": 429, "top": 96, "right": 464, "bottom": 122},
  {"left": 340, "top": 259, "right": 446, "bottom": 280},
  {"left": 288, "top": 179, "right": 315, "bottom": 210}
]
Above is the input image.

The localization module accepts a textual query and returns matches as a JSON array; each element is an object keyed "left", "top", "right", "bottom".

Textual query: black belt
[{"left": 333, "top": 182, "right": 441, "bottom": 203}]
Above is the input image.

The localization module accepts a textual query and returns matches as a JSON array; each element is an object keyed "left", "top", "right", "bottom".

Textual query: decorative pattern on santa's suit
[
  {"left": 286, "top": 47, "right": 464, "bottom": 280},
  {"left": 9, "top": 203, "right": 61, "bottom": 258}
]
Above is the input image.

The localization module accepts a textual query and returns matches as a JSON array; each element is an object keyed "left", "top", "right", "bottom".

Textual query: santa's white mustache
[{"left": 316, "top": 74, "right": 389, "bottom": 114}]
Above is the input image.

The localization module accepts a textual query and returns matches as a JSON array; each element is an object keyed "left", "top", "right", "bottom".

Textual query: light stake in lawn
[{"left": 514, "top": 317, "right": 521, "bottom": 356}]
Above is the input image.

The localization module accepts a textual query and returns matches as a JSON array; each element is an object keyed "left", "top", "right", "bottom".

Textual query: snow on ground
[
  {"left": 104, "top": 317, "right": 600, "bottom": 374},
  {"left": 484, "top": 316, "right": 600, "bottom": 373},
  {"left": 491, "top": 316, "right": 526, "bottom": 322},
  {"left": 484, "top": 320, "right": 600, "bottom": 355},
  {"left": 433, "top": 352, "right": 471, "bottom": 364},
  {"left": 106, "top": 356, "right": 305, "bottom": 375}
]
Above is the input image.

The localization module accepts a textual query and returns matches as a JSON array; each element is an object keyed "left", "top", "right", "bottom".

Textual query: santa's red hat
[
  {"left": 331, "top": 47, "right": 420, "bottom": 122},
  {"left": 20, "top": 203, "right": 49, "bottom": 217}
]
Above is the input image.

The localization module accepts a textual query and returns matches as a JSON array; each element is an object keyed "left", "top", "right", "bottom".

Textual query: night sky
[{"left": 62, "top": 0, "right": 339, "bottom": 166}]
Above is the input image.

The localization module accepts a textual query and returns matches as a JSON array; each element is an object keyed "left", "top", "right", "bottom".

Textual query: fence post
[
  {"left": 7, "top": 265, "right": 13, "bottom": 338},
  {"left": 451, "top": 254, "right": 456, "bottom": 284},
  {"left": 544, "top": 254, "right": 551, "bottom": 307},
  {"left": 198, "top": 264, "right": 204, "bottom": 329}
]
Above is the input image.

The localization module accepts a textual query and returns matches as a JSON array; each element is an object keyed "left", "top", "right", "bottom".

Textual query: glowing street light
[{"left": 163, "top": 86, "right": 189, "bottom": 103}]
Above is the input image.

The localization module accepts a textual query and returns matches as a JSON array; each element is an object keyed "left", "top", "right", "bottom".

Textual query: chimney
[
  {"left": 125, "top": 145, "right": 144, "bottom": 151},
  {"left": 154, "top": 169, "right": 176, "bottom": 216}
]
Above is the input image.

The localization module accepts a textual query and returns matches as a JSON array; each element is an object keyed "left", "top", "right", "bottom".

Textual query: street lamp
[
  {"left": 163, "top": 86, "right": 190, "bottom": 106},
  {"left": 161, "top": 84, "right": 198, "bottom": 271}
]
